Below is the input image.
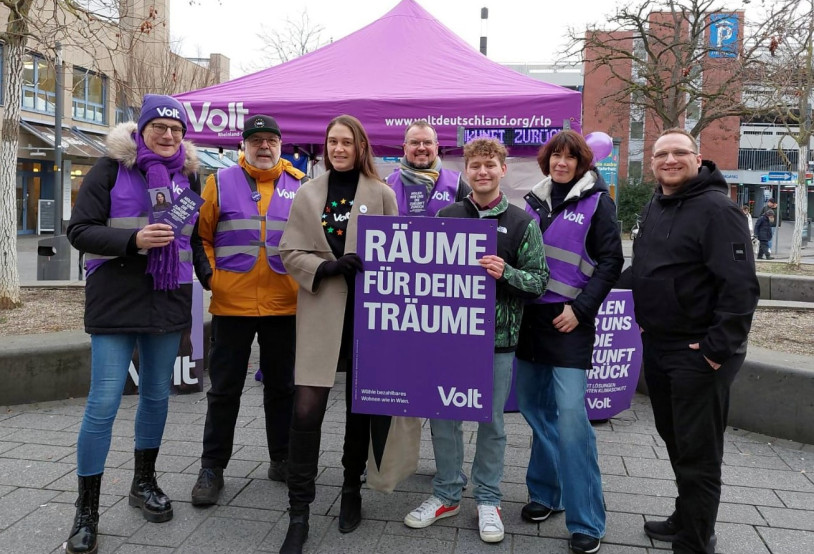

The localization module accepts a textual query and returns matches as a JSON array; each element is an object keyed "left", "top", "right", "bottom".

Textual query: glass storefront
[{"left": 16, "top": 160, "right": 43, "bottom": 234}]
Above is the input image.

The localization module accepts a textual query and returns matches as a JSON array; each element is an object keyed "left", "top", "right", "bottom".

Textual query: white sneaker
[
  {"left": 404, "top": 496, "right": 460, "bottom": 528},
  {"left": 477, "top": 504, "right": 505, "bottom": 543}
]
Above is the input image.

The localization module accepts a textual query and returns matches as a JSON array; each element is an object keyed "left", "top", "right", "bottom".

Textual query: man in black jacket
[{"left": 631, "top": 128, "right": 759, "bottom": 554}]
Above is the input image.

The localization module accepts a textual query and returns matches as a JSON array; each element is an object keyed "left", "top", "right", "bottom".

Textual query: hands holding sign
[{"left": 479, "top": 254, "right": 505, "bottom": 280}]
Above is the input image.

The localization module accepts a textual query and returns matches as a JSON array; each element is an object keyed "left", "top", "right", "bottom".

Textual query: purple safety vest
[
  {"left": 84, "top": 165, "right": 195, "bottom": 282},
  {"left": 213, "top": 165, "right": 300, "bottom": 274},
  {"left": 387, "top": 168, "right": 460, "bottom": 216},
  {"left": 526, "top": 192, "right": 602, "bottom": 303}
]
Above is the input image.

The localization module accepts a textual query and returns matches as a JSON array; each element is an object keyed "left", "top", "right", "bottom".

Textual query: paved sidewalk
[{"left": 2, "top": 345, "right": 813, "bottom": 554}]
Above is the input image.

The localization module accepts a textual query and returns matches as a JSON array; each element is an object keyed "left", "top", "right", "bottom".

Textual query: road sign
[{"left": 767, "top": 171, "right": 793, "bottom": 181}]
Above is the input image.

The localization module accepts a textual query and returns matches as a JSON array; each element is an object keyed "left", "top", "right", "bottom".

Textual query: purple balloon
[{"left": 585, "top": 132, "right": 613, "bottom": 163}]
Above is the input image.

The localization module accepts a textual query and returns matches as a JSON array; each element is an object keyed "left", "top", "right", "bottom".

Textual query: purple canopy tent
[{"left": 173, "top": 0, "right": 581, "bottom": 155}]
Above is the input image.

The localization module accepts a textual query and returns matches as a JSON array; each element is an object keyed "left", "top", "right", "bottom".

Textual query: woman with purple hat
[{"left": 64, "top": 94, "right": 201, "bottom": 553}]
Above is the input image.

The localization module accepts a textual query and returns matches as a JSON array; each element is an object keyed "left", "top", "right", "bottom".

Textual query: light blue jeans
[
  {"left": 430, "top": 352, "right": 514, "bottom": 506},
  {"left": 76, "top": 332, "right": 181, "bottom": 476},
  {"left": 516, "top": 360, "right": 606, "bottom": 539}
]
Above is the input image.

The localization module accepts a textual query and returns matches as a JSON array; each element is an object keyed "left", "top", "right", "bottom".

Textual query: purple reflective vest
[
  {"left": 526, "top": 192, "right": 602, "bottom": 303},
  {"left": 213, "top": 165, "right": 301, "bottom": 274},
  {"left": 387, "top": 168, "right": 460, "bottom": 216},
  {"left": 84, "top": 165, "right": 195, "bottom": 282}
]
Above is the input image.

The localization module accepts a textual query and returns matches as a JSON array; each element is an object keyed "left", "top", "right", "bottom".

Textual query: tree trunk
[
  {"left": 788, "top": 144, "right": 810, "bottom": 267},
  {"left": 0, "top": 27, "right": 29, "bottom": 309}
]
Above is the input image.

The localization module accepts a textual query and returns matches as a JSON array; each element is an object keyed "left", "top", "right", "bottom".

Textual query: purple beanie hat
[{"left": 138, "top": 94, "right": 188, "bottom": 136}]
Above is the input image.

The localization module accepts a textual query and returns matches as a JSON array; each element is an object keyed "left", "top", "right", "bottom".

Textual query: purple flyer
[
  {"left": 586, "top": 289, "right": 643, "bottom": 419},
  {"left": 353, "top": 215, "right": 497, "bottom": 421},
  {"left": 156, "top": 187, "right": 204, "bottom": 237}
]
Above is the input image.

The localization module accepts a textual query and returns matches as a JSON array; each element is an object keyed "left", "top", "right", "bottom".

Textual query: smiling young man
[
  {"left": 386, "top": 120, "right": 470, "bottom": 216},
  {"left": 631, "top": 128, "right": 759, "bottom": 554},
  {"left": 190, "top": 115, "right": 307, "bottom": 506},
  {"left": 404, "top": 138, "right": 547, "bottom": 544}
]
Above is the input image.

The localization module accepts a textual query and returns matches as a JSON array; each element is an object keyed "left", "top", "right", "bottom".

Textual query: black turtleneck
[
  {"left": 550, "top": 177, "right": 578, "bottom": 211},
  {"left": 323, "top": 168, "right": 360, "bottom": 258}
]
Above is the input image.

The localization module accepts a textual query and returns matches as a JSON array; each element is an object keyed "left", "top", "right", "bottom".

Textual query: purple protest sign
[
  {"left": 353, "top": 215, "right": 497, "bottom": 421},
  {"left": 586, "top": 289, "right": 642, "bottom": 419}
]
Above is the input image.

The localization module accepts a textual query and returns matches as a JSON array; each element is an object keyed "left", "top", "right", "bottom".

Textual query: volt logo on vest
[
  {"left": 563, "top": 208, "right": 586, "bottom": 224},
  {"left": 431, "top": 190, "right": 451, "bottom": 202},
  {"left": 353, "top": 216, "right": 497, "bottom": 421},
  {"left": 277, "top": 188, "right": 296, "bottom": 200}
]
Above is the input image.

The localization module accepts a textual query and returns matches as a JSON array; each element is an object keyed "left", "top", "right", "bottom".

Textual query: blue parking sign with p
[{"left": 710, "top": 14, "right": 738, "bottom": 58}]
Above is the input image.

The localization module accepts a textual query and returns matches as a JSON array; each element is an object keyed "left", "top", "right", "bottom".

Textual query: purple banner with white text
[{"left": 353, "top": 215, "right": 497, "bottom": 421}]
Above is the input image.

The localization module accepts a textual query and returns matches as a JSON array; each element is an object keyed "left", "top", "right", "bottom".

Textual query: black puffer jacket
[
  {"left": 67, "top": 122, "right": 200, "bottom": 334},
  {"left": 631, "top": 161, "right": 759, "bottom": 363},
  {"left": 516, "top": 170, "right": 624, "bottom": 369}
]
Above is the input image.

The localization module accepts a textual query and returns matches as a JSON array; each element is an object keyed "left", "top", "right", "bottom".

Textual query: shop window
[
  {"left": 22, "top": 54, "right": 56, "bottom": 114},
  {"left": 72, "top": 68, "right": 107, "bottom": 124}
]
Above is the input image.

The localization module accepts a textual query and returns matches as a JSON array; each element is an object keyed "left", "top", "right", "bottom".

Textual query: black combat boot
[
  {"left": 129, "top": 448, "right": 173, "bottom": 522},
  {"left": 280, "top": 429, "right": 321, "bottom": 554},
  {"left": 66, "top": 473, "right": 102, "bottom": 554}
]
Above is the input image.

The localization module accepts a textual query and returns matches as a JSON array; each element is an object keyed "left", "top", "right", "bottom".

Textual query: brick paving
[{"left": 2, "top": 344, "right": 813, "bottom": 554}]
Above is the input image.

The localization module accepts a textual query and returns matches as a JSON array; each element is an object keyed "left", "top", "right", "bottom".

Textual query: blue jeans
[
  {"left": 430, "top": 352, "right": 514, "bottom": 506},
  {"left": 77, "top": 332, "right": 181, "bottom": 476},
  {"left": 516, "top": 361, "right": 606, "bottom": 538}
]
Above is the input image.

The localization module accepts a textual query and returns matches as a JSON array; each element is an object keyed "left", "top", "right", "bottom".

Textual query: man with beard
[
  {"left": 386, "top": 120, "right": 470, "bottom": 215},
  {"left": 631, "top": 128, "right": 759, "bottom": 554},
  {"left": 190, "top": 115, "right": 306, "bottom": 505}
]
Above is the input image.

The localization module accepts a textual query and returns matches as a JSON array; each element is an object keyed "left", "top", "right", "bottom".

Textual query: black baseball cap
[{"left": 243, "top": 115, "right": 282, "bottom": 139}]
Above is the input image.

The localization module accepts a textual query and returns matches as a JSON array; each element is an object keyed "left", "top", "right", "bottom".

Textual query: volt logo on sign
[{"left": 438, "top": 386, "right": 483, "bottom": 409}]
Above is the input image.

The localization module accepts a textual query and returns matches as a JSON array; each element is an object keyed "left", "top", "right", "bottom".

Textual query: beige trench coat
[{"left": 279, "top": 172, "right": 398, "bottom": 386}]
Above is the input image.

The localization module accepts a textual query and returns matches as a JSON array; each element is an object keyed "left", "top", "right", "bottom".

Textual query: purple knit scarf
[{"left": 135, "top": 132, "right": 186, "bottom": 290}]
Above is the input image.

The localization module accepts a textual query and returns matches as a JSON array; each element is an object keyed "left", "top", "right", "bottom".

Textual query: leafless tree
[
  {"left": 571, "top": 0, "right": 778, "bottom": 138},
  {"left": 752, "top": 0, "right": 814, "bottom": 266},
  {"left": 243, "top": 11, "right": 325, "bottom": 74}
]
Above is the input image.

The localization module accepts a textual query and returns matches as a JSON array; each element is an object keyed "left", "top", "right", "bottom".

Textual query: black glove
[{"left": 320, "top": 254, "right": 364, "bottom": 278}]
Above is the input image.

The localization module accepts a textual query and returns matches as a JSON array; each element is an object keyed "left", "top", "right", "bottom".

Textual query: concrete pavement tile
[
  {"left": 721, "top": 484, "right": 784, "bottom": 507},
  {"left": 232, "top": 445, "right": 274, "bottom": 462},
  {"left": 257, "top": 513, "right": 332, "bottom": 553},
  {"left": 598, "top": 442, "right": 658, "bottom": 459},
  {"left": 773, "top": 448, "right": 814, "bottom": 472},
  {"left": 156, "top": 440, "right": 205, "bottom": 458},
  {"left": 604, "top": 510, "right": 651, "bottom": 547},
  {"left": 56, "top": 448, "right": 133, "bottom": 470},
  {"left": 599, "top": 454, "right": 628, "bottom": 476},
  {"left": 318, "top": 432, "right": 346, "bottom": 452},
  {"left": 602, "top": 475, "right": 676, "bottom": 497},
  {"left": 229, "top": 477, "right": 307, "bottom": 513},
  {"left": 776, "top": 489, "right": 814, "bottom": 510},
  {"left": 497, "top": 481, "right": 528, "bottom": 504},
  {"left": 758, "top": 526, "right": 814, "bottom": 554},
  {"left": 503, "top": 445, "right": 531, "bottom": 468},
  {"left": 622, "top": 457, "right": 675, "bottom": 479},
  {"left": 113, "top": 545, "right": 175, "bottom": 553},
  {"left": 501, "top": 464, "right": 526, "bottom": 484},
  {"left": 723, "top": 451, "right": 794, "bottom": 470},
  {"left": 732, "top": 440, "right": 781, "bottom": 457},
  {"left": 126, "top": 499, "right": 211, "bottom": 547},
  {"left": 454, "top": 527, "right": 512, "bottom": 552},
  {"left": 362, "top": 490, "right": 454, "bottom": 527},
  {"left": 0, "top": 500, "right": 74, "bottom": 553},
  {"left": 312, "top": 518, "right": 386, "bottom": 553},
  {"left": 716, "top": 502, "right": 767, "bottom": 525},
  {"left": 498, "top": 501, "right": 540, "bottom": 537},
  {"left": 758, "top": 505, "right": 814, "bottom": 531},
  {"left": 512, "top": 534, "right": 570, "bottom": 553},
  {"left": 47, "top": 467, "right": 132, "bottom": 493},
  {"left": 233, "top": 427, "right": 272, "bottom": 447},
  {"left": 596, "top": 430, "right": 657, "bottom": 446},
  {"left": 607, "top": 492, "right": 675, "bottom": 517},
  {"left": 721, "top": 465, "right": 814, "bottom": 492},
  {"left": 49, "top": 490, "right": 120, "bottom": 508},
  {"left": 319, "top": 450, "right": 343, "bottom": 469},
  {"left": 374, "top": 531, "right": 454, "bottom": 554},
  {"left": 117, "top": 453, "right": 198, "bottom": 474},
  {"left": 315, "top": 466, "right": 345, "bottom": 488},
  {"left": 0, "top": 457, "right": 73, "bottom": 488},
  {"left": 0, "top": 412, "right": 81, "bottom": 431},
  {"left": 0, "top": 484, "right": 14, "bottom": 498},
  {"left": 653, "top": 445, "right": 670, "bottom": 460},
  {"left": 715, "top": 522, "right": 771, "bottom": 554},
  {"left": 2, "top": 428, "right": 76, "bottom": 446},
  {"left": 2, "top": 443, "right": 75, "bottom": 462},
  {"left": 218, "top": 458, "right": 261, "bottom": 478},
  {"left": 506, "top": 433, "right": 531, "bottom": 448},
  {"left": 174, "top": 516, "right": 273, "bottom": 553},
  {"left": 213, "top": 504, "right": 286, "bottom": 523},
  {"left": 163, "top": 411, "right": 206, "bottom": 425},
  {"left": 159, "top": 471, "right": 248, "bottom": 507},
  {"left": 0, "top": 487, "right": 61, "bottom": 530},
  {"left": 0, "top": 441, "right": 23, "bottom": 455},
  {"left": 96, "top": 496, "right": 147, "bottom": 537},
  {"left": 158, "top": 422, "right": 207, "bottom": 442},
  {"left": 381, "top": 519, "right": 457, "bottom": 540}
]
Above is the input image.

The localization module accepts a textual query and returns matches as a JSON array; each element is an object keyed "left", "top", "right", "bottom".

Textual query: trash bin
[
  {"left": 37, "top": 235, "right": 72, "bottom": 280},
  {"left": 803, "top": 219, "right": 811, "bottom": 246}
]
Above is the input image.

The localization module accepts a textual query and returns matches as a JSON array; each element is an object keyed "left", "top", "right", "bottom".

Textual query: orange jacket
[{"left": 197, "top": 155, "right": 304, "bottom": 316}]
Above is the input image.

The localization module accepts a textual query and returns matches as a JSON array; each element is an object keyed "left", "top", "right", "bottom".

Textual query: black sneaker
[
  {"left": 643, "top": 516, "right": 679, "bottom": 542},
  {"left": 570, "top": 532, "right": 601, "bottom": 554},
  {"left": 521, "top": 501, "right": 560, "bottom": 522},
  {"left": 191, "top": 467, "right": 223, "bottom": 506},
  {"left": 268, "top": 459, "right": 288, "bottom": 482}
]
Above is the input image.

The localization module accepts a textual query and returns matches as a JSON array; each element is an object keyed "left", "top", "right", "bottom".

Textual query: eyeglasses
[
  {"left": 653, "top": 149, "right": 697, "bottom": 160},
  {"left": 406, "top": 139, "right": 436, "bottom": 148},
  {"left": 150, "top": 123, "right": 184, "bottom": 138},
  {"left": 246, "top": 136, "right": 280, "bottom": 148}
]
